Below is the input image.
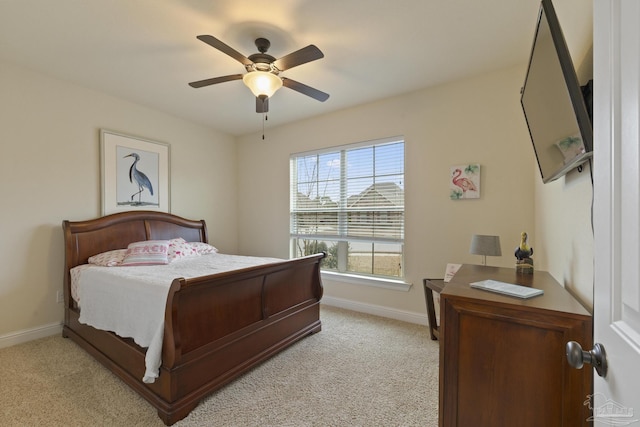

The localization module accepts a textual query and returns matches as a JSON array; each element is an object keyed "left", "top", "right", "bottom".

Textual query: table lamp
[{"left": 469, "top": 234, "right": 502, "bottom": 266}]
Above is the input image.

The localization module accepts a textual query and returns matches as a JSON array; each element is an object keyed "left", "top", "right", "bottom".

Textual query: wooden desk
[{"left": 439, "top": 264, "right": 592, "bottom": 427}]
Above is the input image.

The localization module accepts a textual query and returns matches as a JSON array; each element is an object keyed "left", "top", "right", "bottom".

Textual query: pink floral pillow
[
  {"left": 88, "top": 249, "right": 127, "bottom": 267},
  {"left": 190, "top": 242, "right": 218, "bottom": 255},
  {"left": 167, "top": 238, "right": 198, "bottom": 261},
  {"left": 120, "top": 240, "right": 169, "bottom": 266}
]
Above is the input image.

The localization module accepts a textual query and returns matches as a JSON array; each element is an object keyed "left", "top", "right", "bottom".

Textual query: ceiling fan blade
[
  {"left": 282, "top": 78, "right": 330, "bottom": 102},
  {"left": 256, "top": 96, "right": 269, "bottom": 113},
  {"left": 273, "top": 45, "right": 324, "bottom": 71},
  {"left": 196, "top": 35, "right": 253, "bottom": 66},
  {"left": 188, "top": 74, "right": 243, "bottom": 88}
]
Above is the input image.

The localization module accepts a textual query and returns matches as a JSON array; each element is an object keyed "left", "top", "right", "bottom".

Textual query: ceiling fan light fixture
[{"left": 242, "top": 71, "right": 283, "bottom": 98}]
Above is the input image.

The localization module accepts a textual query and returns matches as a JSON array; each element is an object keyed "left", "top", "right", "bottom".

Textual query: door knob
[{"left": 566, "top": 341, "right": 608, "bottom": 377}]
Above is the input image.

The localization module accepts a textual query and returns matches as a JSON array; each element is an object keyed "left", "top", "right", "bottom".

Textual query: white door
[{"left": 592, "top": 0, "right": 640, "bottom": 424}]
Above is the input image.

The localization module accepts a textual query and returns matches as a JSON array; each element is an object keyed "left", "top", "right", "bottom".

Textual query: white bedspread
[{"left": 72, "top": 253, "right": 282, "bottom": 383}]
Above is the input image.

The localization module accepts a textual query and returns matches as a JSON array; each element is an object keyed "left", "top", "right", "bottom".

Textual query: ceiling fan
[{"left": 189, "top": 35, "right": 330, "bottom": 113}]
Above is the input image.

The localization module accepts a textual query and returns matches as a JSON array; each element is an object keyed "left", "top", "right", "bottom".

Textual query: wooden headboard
[{"left": 62, "top": 210, "right": 208, "bottom": 273}]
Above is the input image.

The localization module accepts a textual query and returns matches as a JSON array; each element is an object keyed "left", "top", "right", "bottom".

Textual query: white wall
[
  {"left": 236, "top": 65, "right": 536, "bottom": 318},
  {"left": 0, "top": 61, "right": 238, "bottom": 340},
  {"left": 533, "top": 165, "right": 593, "bottom": 309}
]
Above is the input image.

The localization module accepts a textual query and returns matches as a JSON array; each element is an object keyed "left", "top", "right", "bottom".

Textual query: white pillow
[{"left": 120, "top": 240, "right": 169, "bottom": 266}]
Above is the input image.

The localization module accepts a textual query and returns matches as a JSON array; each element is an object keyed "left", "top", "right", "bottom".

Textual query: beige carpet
[{"left": 0, "top": 306, "right": 439, "bottom": 426}]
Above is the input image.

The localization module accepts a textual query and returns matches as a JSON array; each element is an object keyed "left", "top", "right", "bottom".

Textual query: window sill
[{"left": 320, "top": 271, "right": 412, "bottom": 291}]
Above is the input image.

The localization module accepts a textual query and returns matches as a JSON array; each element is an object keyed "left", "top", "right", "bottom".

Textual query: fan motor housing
[
  {"left": 248, "top": 38, "right": 277, "bottom": 71},
  {"left": 248, "top": 53, "right": 276, "bottom": 71}
]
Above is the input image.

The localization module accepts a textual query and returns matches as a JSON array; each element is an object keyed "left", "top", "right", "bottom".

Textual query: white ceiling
[{"left": 0, "top": 0, "right": 543, "bottom": 136}]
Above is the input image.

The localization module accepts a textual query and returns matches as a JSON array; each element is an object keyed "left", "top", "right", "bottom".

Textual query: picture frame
[
  {"left": 100, "top": 130, "right": 170, "bottom": 215},
  {"left": 450, "top": 164, "right": 480, "bottom": 200}
]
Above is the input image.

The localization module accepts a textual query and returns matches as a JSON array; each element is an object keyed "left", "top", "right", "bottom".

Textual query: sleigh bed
[{"left": 62, "top": 211, "right": 324, "bottom": 425}]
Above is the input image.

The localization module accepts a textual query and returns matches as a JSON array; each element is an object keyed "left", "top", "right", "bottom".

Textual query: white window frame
[{"left": 290, "top": 136, "right": 407, "bottom": 289}]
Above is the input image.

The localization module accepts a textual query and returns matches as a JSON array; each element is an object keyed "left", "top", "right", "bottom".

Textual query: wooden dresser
[{"left": 439, "top": 264, "right": 592, "bottom": 427}]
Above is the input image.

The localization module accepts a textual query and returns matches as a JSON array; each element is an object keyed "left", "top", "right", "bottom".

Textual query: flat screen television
[{"left": 520, "top": 0, "right": 593, "bottom": 183}]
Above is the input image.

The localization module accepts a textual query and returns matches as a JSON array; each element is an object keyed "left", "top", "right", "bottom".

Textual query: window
[{"left": 290, "top": 137, "right": 404, "bottom": 280}]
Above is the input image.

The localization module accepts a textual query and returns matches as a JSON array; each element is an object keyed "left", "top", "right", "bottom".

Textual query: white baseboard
[
  {"left": 0, "top": 322, "right": 62, "bottom": 349},
  {"left": 321, "top": 296, "right": 428, "bottom": 326}
]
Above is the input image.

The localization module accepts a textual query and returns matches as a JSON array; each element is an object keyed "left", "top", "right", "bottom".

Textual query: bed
[{"left": 62, "top": 210, "right": 325, "bottom": 425}]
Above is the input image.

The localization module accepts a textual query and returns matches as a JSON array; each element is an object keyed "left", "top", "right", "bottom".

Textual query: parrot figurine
[{"left": 514, "top": 231, "right": 533, "bottom": 261}]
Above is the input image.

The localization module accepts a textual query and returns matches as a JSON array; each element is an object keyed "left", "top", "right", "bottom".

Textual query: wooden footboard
[
  {"left": 62, "top": 211, "right": 324, "bottom": 425},
  {"left": 154, "top": 253, "right": 324, "bottom": 424}
]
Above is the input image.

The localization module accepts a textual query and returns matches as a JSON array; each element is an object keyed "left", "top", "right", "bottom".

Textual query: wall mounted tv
[{"left": 520, "top": 0, "right": 593, "bottom": 183}]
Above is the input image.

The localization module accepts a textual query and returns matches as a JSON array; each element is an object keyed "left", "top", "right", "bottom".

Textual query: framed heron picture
[{"left": 100, "top": 130, "right": 170, "bottom": 215}]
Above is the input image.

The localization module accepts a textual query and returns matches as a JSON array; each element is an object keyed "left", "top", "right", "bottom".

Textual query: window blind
[{"left": 290, "top": 138, "right": 404, "bottom": 244}]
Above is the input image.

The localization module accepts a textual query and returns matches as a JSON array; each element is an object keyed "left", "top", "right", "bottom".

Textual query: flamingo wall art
[{"left": 450, "top": 164, "right": 480, "bottom": 199}]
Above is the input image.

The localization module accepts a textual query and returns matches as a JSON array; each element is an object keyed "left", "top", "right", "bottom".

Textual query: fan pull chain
[{"left": 260, "top": 96, "right": 268, "bottom": 140}]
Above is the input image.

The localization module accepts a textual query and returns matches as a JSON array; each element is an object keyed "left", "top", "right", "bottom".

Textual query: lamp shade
[
  {"left": 242, "top": 71, "right": 283, "bottom": 98},
  {"left": 470, "top": 234, "right": 502, "bottom": 257}
]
